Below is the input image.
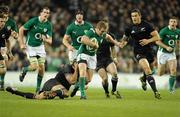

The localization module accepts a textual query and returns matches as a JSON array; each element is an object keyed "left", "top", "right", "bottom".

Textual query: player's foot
[
  {"left": 70, "top": 86, "right": 79, "bottom": 97},
  {"left": 6, "top": 87, "right": 15, "bottom": 94},
  {"left": 105, "top": 92, "right": 110, "bottom": 98},
  {"left": 169, "top": 88, "right": 175, "bottom": 94},
  {"left": 19, "top": 71, "right": 26, "bottom": 82},
  {"left": 154, "top": 92, "right": 161, "bottom": 99},
  {"left": 0, "top": 81, "right": 4, "bottom": 91},
  {"left": 140, "top": 76, "right": 147, "bottom": 91},
  {"left": 111, "top": 91, "right": 122, "bottom": 99},
  {"left": 80, "top": 96, "right": 87, "bottom": 100}
]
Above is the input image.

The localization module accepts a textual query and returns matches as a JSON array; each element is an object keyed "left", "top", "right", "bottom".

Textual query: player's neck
[
  {"left": 39, "top": 16, "right": 47, "bottom": 23},
  {"left": 168, "top": 25, "right": 176, "bottom": 30},
  {"left": 75, "top": 20, "right": 84, "bottom": 25}
]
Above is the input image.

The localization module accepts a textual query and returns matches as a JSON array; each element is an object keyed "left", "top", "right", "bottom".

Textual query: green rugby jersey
[
  {"left": 65, "top": 21, "right": 93, "bottom": 50},
  {"left": 159, "top": 26, "right": 180, "bottom": 53},
  {"left": 23, "top": 17, "right": 52, "bottom": 47},
  {"left": 5, "top": 17, "right": 18, "bottom": 32},
  {"left": 78, "top": 29, "right": 105, "bottom": 56}
]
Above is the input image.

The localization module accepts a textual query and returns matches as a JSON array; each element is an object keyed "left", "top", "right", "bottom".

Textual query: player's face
[
  {"left": 96, "top": 27, "right": 107, "bottom": 36},
  {"left": 76, "top": 14, "right": 83, "bottom": 23},
  {"left": 40, "top": 9, "right": 50, "bottom": 21},
  {"left": 169, "top": 19, "right": 177, "bottom": 30},
  {"left": 0, "top": 17, "right": 6, "bottom": 29},
  {"left": 131, "top": 12, "right": 141, "bottom": 24}
]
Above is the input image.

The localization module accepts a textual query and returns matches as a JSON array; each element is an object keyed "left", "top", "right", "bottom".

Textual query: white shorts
[
  {"left": 157, "top": 50, "right": 176, "bottom": 65},
  {"left": 26, "top": 45, "right": 46, "bottom": 58},
  {"left": 68, "top": 49, "right": 78, "bottom": 62},
  {"left": 77, "top": 53, "right": 97, "bottom": 70}
]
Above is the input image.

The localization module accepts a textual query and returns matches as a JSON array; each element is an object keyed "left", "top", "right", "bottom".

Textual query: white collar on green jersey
[
  {"left": 75, "top": 20, "right": 84, "bottom": 25},
  {"left": 168, "top": 25, "right": 176, "bottom": 30},
  {"left": 38, "top": 16, "right": 48, "bottom": 23}
]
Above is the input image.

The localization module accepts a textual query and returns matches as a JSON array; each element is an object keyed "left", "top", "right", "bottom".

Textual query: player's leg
[
  {"left": 36, "top": 57, "right": 45, "bottom": 93},
  {"left": 168, "top": 59, "right": 177, "bottom": 92},
  {"left": 106, "top": 62, "right": 121, "bottom": 99},
  {"left": 19, "top": 57, "right": 38, "bottom": 82},
  {"left": 6, "top": 87, "right": 35, "bottom": 99},
  {"left": 139, "top": 58, "right": 161, "bottom": 99},
  {"left": 0, "top": 59, "right": 6, "bottom": 91},
  {"left": 97, "top": 68, "right": 110, "bottom": 98}
]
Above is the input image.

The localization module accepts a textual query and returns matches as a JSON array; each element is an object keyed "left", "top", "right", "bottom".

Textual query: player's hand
[
  {"left": 20, "top": 44, "right": 26, "bottom": 50},
  {"left": 67, "top": 45, "right": 75, "bottom": 51},
  {"left": 166, "top": 46, "right": 173, "bottom": 52},
  {"left": 139, "top": 39, "right": 150, "bottom": 46},
  {"left": 93, "top": 43, "right": 99, "bottom": 49},
  {"left": 7, "top": 52, "right": 14, "bottom": 61},
  {"left": 11, "top": 30, "right": 18, "bottom": 39},
  {"left": 113, "top": 57, "right": 118, "bottom": 65},
  {"left": 119, "top": 41, "right": 127, "bottom": 48},
  {"left": 41, "top": 34, "right": 47, "bottom": 42}
]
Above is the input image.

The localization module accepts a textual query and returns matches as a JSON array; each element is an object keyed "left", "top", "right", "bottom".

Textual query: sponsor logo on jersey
[
  {"left": 141, "top": 27, "right": 145, "bottom": 31},
  {"left": 2, "top": 34, "right": 5, "bottom": 38},
  {"left": 131, "top": 30, "right": 135, "bottom": 34},
  {"left": 44, "top": 28, "right": 47, "bottom": 32}
]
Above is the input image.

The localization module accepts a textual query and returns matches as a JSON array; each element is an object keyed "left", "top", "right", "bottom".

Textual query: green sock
[
  {"left": 79, "top": 77, "right": 86, "bottom": 97},
  {"left": 36, "top": 74, "right": 43, "bottom": 92},
  {"left": 74, "top": 82, "right": 80, "bottom": 89},
  {"left": 0, "top": 73, "right": 5, "bottom": 82},
  {"left": 23, "top": 66, "right": 29, "bottom": 73},
  {"left": 169, "top": 75, "right": 176, "bottom": 91}
]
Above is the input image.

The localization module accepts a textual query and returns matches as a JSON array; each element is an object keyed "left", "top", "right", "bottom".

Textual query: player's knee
[
  {"left": 170, "top": 68, "right": 176, "bottom": 76},
  {"left": 157, "top": 71, "right": 163, "bottom": 76},
  {"left": 30, "top": 64, "right": 38, "bottom": 71},
  {"left": 112, "top": 73, "right": 118, "bottom": 78}
]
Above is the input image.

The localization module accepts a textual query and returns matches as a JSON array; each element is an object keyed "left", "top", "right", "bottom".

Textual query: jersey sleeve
[
  {"left": 65, "top": 24, "right": 72, "bottom": 36},
  {"left": 84, "top": 29, "right": 94, "bottom": 38},
  {"left": 159, "top": 28, "right": 166, "bottom": 41},
  {"left": 23, "top": 17, "right": 36, "bottom": 30},
  {"left": 47, "top": 23, "right": 52, "bottom": 37},
  {"left": 124, "top": 26, "right": 131, "bottom": 37},
  {"left": 11, "top": 19, "right": 18, "bottom": 32},
  {"left": 146, "top": 22, "right": 155, "bottom": 34}
]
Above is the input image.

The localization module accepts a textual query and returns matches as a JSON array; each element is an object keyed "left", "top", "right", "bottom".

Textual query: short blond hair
[{"left": 96, "top": 20, "right": 108, "bottom": 30}]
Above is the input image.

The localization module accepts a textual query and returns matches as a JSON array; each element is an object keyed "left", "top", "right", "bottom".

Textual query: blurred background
[{"left": 0, "top": 0, "right": 179, "bottom": 74}]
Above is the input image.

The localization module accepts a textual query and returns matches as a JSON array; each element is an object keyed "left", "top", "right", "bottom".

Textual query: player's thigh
[
  {"left": 168, "top": 59, "right": 177, "bottom": 75},
  {"left": 68, "top": 50, "right": 78, "bottom": 63},
  {"left": 157, "top": 64, "right": 166, "bottom": 76},
  {"left": 29, "top": 57, "right": 38, "bottom": 68},
  {"left": 98, "top": 68, "right": 108, "bottom": 80},
  {"left": 106, "top": 62, "right": 118, "bottom": 75}
]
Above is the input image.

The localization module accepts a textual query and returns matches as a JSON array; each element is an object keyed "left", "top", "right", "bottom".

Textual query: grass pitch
[{"left": 0, "top": 88, "right": 180, "bottom": 117}]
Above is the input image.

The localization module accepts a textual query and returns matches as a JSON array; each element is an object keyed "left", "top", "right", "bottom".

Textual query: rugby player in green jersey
[
  {"left": 18, "top": 7, "right": 52, "bottom": 92},
  {"left": 63, "top": 9, "right": 93, "bottom": 63},
  {"left": 77, "top": 20, "right": 120, "bottom": 99},
  {"left": 156, "top": 16, "right": 180, "bottom": 93}
]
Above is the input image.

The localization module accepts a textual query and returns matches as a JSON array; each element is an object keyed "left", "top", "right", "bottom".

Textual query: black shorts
[
  {"left": 96, "top": 58, "right": 113, "bottom": 71},
  {"left": 134, "top": 51, "right": 155, "bottom": 64},
  {"left": 0, "top": 53, "right": 4, "bottom": 60},
  {"left": 41, "top": 79, "right": 59, "bottom": 92}
]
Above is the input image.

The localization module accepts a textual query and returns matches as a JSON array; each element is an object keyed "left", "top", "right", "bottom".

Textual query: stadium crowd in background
[{"left": 0, "top": 0, "right": 179, "bottom": 74}]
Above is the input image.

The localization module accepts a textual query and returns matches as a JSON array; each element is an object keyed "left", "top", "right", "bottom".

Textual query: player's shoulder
[
  {"left": 159, "top": 26, "right": 168, "bottom": 32},
  {"left": 84, "top": 21, "right": 93, "bottom": 26},
  {"left": 7, "top": 17, "right": 16, "bottom": 23},
  {"left": 142, "top": 20, "right": 154, "bottom": 27}
]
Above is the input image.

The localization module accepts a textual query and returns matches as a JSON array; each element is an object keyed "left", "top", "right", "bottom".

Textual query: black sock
[
  {"left": 14, "top": 90, "right": 35, "bottom": 99},
  {"left": 146, "top": 75, "right": 158, "bottom": 92},
  {"left": 111, "top": 77, "right": 118, "bottom": 92},
  {"left": 143, "top": 72, "right": 147, "bottom": 82},
  {"left": 102, "top": 79, "right": 109, "bottom": 94}
]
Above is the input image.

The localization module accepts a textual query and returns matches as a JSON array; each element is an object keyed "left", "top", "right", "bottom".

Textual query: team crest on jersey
[
  {"left": 44, "top": 28, "right": 47, "bottom": 32},
  {"left": 7, "top": 26, "right": 11, "bottom": 30},
  {"left": 2, "top": 34, "right": 5, "bottom": 38}
]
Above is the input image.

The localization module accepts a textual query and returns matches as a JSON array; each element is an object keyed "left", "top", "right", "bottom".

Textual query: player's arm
[
  {"left": 41, "top": 34, "right": 52, "bottom": 45},
  {"left": 18, "top": 26, "right": 26, "bottom": 49},
  {"left": 105, "top": 34, "right": 120, "bottom": 47},
  {"left": 63, "top": 34, "right": 74, "bottom": 51},
  {"left": 80, "top": 35, "right": 98, "bottom": 49},
  {"left": 119, "top": 34, "right": 128, "bottom": 48},
  {"left": 69, "top": 63, "right": 79, "bottom": 84},
  {"left": 139, "top": 30, "right": 160, "bottom": 46},
  {"left": 5, "top": 39, "right": 13, "bottom": 60},
  {"left": 156, "top": 40, "right": 173, "bottom": 52}
]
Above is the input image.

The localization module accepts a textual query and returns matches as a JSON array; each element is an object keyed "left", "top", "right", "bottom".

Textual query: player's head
[
  {"left": 0, "top": 6, "right": 9, "bottom": 21},
  {"left": 40, "top": 7, "right": 50, "bottom": 21},
  {"left": 131, "top": 9, "right": 141, "bottom": 24},
  {"left": 95, "top": 20, "right": 108, "bottom": 36},
  {"left": 75, "top": 9, "right": 84, "bottom": 23},
  {"left": 169, "top": 16, "right": 178, "bottom": 30},
  {"left": 0, "top": 14, "right": 6, "bottom": 29}
]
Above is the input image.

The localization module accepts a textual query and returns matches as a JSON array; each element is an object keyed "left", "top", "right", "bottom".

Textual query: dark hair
[
  {"left": 40, "top": 7, "right": 50, "bottom": 12},
  {"left": 75, "top": 9, "right": 84, "bottom": 15},
  {"left": 0, "top": 6, "right": 9, "bottom": 14},
  {"left": 169, "top": 16, "right": 178, "bottom": 20},
  {"left": 131, "top": 9, "right": 141, "bottom": 15},
  {"left": 0, "top": 14, "right": 5, "bottom": 18}
]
